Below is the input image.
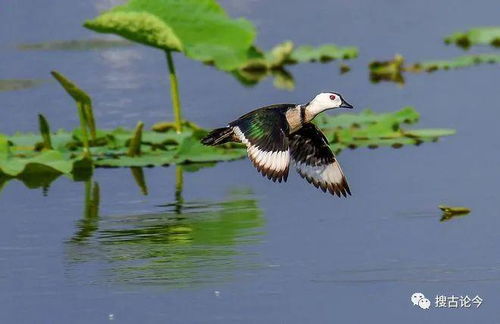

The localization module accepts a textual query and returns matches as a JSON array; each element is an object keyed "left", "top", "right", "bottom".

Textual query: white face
[{"left": 308, "top": 92, "right": 343, "bottom": 115}]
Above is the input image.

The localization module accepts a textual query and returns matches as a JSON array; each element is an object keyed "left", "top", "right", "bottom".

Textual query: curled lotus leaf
[{"left": 84, "top": 0, "right": 256, "bottom": 71}]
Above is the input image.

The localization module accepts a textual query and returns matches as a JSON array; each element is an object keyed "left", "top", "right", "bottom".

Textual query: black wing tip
[
  {"left": 252, "top": 160, "right": 289, "bottom": 184},
  {"left": 299, "top": 170, "right": 351, "bottom": 198},
  {"left": 328, "top": 178, "right": 351, "bottom": 198}
]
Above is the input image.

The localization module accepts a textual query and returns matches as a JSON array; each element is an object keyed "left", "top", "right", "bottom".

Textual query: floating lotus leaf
[
  {"left": 439, "top": 205, "right": 471, "bottom": 222},
  {"left": 409, "top": 54, "right": 500, "bottom": 72},
  {"left": 316, "top": 107, "right": 420, "bottom": 129},
  {"left": 287, "top": 44, "right": 358, "bottom": 63},
  {"left": 84, "top": 0, "right": 256, "bottom": 71},
  {"left": 0, "top": 106, "right": 454, "bottom": 182},
  {"left": 0, "top": 149, "right": 91, "bottom": 178},
  {"left": 236, "top": 42, "right": 358, "bottom": 90},
  {"left": 370, "top": 54, "right": 500, "bottom": 84},
  {"left": 445, "top": 27, "right": 500, "bottom": 49},
  {"left": 369, "top": 54, "right": 405, "bottom": 84}
]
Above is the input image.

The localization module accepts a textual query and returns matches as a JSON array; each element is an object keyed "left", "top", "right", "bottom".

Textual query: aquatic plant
[
  {"left": 445, "top": 27, "right": 500, "bottom": 49},
  {"left": 439, "top": 205, "right": 471, "bottom": 222},
  {"left": 0, "top": 83, "right": 454, "bottom": 182},
  {"left": 235, "top": 41, "right": 357, "bottom": 90},
  {"left": 66, "top": 183, "right": 265, "bottom": 287},
  {"left": 84, "top": 0, "right": 358, "bottom": 131},
  {"left": 369, "top": 54, "right": 500, "bottom": 84},
  {"left": 84, "top": 0, "right": 256, "bottom": 133}
]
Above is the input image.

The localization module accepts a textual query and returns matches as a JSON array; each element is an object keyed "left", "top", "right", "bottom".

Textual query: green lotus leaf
[
  {"left": 316, "top": 107, "right": 420, "bottom": 129},
  {"left": 265, "top": 41, "right": 294, "bottom": 68},
  {"left": 0, "top": 136, "right": 9, "bottom": 159},
  {"left": 410, "top": 54, "right": 500, "bottom": 72},
  {"left": 84, "top": 0, "right": 256, "bottom": 71},
  {"left": 445, "top": 27, "right": 500, "bottom": 49},
  {"left": 1, "top": 107, "right": 454, "bottom": 179},
  {"left": 288, "top": 44, "right": 358, "bottom": 63},
  {"left": 0, "top": 150, "right": 91, "bottom": 177},
  {"left": 403, "top": 129, "right": 456, "bottom": 138},
  {"left": 370, "top": 54, "right": 500, "bottom": 84},
  {"left": 94, "top": 151, "right": 177, "bottom": 167},
  {"left": 172, "top": 135, "right": 246, "bottom": 164}
]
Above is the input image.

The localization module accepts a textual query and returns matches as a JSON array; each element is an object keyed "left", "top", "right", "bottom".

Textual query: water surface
[{"left": 1, "top": 0, "right": 500, "bottom": 322}]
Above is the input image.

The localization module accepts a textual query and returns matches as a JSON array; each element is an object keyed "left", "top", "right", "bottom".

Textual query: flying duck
[{"left": 201, "top": 92, "right": 353, "bottom": 197}]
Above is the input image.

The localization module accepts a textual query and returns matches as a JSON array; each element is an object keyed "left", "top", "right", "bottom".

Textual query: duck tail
[{"left": 201, "top": 127, "right": 234, "bottom": 146}]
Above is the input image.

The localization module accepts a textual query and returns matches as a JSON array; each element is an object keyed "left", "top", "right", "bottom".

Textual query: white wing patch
[
  {"left": 295, "top": 160, "right": 349, "bottom": 197},
  {"left": 233, "top": 126, "right": 290, "bottom": 182}
]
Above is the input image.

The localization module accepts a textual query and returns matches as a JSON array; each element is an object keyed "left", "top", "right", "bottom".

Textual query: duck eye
[{"left": 329, "top": 95, "right": 336, "bottom": 100}]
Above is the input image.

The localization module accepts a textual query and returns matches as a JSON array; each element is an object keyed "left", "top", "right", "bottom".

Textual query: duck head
[{"left": 306, "top": 92, "right": 353, "bottom": 117}]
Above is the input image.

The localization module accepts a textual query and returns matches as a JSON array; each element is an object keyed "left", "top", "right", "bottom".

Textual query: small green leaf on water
[
  {"left": 0, "top": 135, "right": 10, "bottom": 160},
  {"left": 265, "top": 41, "right": 294, "bottom": 68},
  {"left": 236, "top": 42, "right": 358, "bottom": 90},
  {"left": 339, "top": 63, "right": 351, "bottom": 74},
  {"left": 369, "top": 54, "right": 405, "bottom": 85},
  {"left": 444, "top": 27, "right": 500, "bottom": 49},
  {"left": 370, "top": 53, "right": 500, "bottom": 84},
  {"left": 288, "top": 44, "right": 358, "bottom": 63},
  {"left": 439, "top": 205, "right": 471, "bottom": 214},
  {"left": 409, "top": 54, "right": 500, "bottom": 72},
  {"left": 439, "top": 205, "right": 471, "bottom": 222},
  {"left": 403, "top": 129, "right": 456, "bottom": 138}
]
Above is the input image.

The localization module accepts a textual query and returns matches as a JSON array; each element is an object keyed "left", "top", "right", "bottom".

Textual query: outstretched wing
[
  {"left": 230, "top": 109, "right": 290, "bottom": 182},
  {"left": 289, "top": 123, "right": 351, "bottom": 197}
]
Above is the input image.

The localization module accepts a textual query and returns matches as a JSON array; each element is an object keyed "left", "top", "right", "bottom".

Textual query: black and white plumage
[{"left": 201, "top": 92, "right": 353, "bottom": 197}]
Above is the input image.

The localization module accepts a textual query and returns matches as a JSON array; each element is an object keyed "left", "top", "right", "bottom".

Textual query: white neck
[{"left": 304, "top": 101, "right": 329, "bottom": 122}]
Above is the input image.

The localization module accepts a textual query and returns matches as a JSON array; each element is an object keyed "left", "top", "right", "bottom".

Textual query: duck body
[{"left": 201, "top": 92, "right": 353, "bottom": 197}]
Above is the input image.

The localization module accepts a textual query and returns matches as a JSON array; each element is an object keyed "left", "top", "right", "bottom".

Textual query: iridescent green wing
[{"left": 230, "top": 106, "right": 292, "bottom": 182}]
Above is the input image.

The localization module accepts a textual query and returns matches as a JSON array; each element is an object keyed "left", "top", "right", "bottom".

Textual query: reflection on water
[{"left": 65, "top": 168, "right": 264, "bottom": 288}]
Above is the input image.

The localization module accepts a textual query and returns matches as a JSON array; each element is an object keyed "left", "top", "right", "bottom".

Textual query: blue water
[{"left": 1, "top": 0, "right": 500, "bottom": 322}]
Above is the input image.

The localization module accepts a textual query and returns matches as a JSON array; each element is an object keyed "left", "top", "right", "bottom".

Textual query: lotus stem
[
  {"left": 127, "top": 121, "right": 144, "bottom": 157},
  {"left": 38, "top": 114, "right": 53, "bottom": 150},
  {"left": 76, "top": 102, "right": 91, "bottom": 158},
  {"left": 165, "top": 50, "right": 183, "bottom": 133}
]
